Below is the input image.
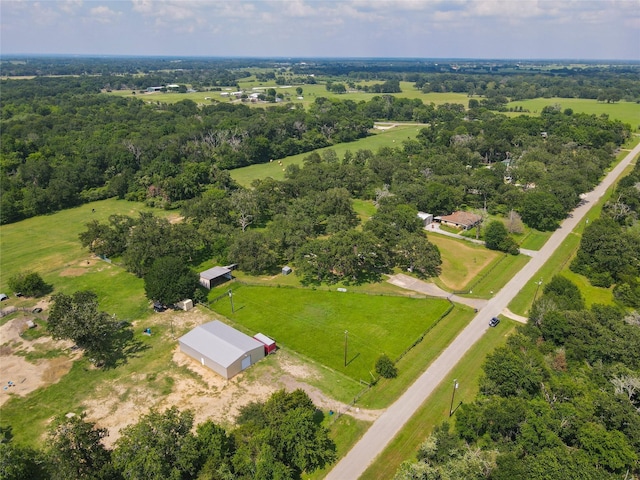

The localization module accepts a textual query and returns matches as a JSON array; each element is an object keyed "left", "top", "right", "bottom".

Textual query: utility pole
[
  {"left": 449, "top": 379, "right": 459, "bottom": 417},
  {"left": 534, "top": 278, "right": 543, "bottom": 302},
  {"left": 344, "top": 330, "right": 348, "bottom": 367},
  {"left": 228, "top": 289, "right": 235, "bottom": 313}
]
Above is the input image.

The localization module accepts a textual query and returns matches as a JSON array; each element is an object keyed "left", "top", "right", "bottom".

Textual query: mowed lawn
[
  {"left": 0, "top": 198, "right": 171, "bottom": 318},
  {"left": 210, "top": 285, "right": 451, "bottom": 382},
  {"left": 428, "top": 235, "right": 501, "bottom": 291}
]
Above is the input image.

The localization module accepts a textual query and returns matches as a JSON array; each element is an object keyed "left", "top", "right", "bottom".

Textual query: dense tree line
[
  {"left": 0, "top": 389, "right": 335, "bottom": 480},
  {"left": 571, "top": 159, "right": 640, "bottom": 307},
  {"left": 1, "top": 88, "right": 378, "bottom": 223},
  {"left": 2, "top": 63, "right": 633, "bottom": 226},
  {"left": 414, "top": 72, "right": 640, "bottom": 102},
  {"left": 73, "top": 102, "right": 629, "bottom": 284},
  {"left": 396, "top": 275, "right": 640, "bottom": 479}
]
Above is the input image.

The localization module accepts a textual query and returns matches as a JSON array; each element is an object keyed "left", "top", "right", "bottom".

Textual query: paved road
[{"left": 325, "top": 141, "right": 640, "bottom": 480}]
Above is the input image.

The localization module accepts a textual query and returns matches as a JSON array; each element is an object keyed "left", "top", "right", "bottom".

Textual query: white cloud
[
  {"left": 58, "top": 0, "right": 83, "bottom": 14},
  {"left": 89, "top": 5, "right": 121, "bottom": 24}
]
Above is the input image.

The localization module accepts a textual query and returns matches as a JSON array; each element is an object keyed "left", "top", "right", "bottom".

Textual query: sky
[{"left": 1, "top": 0, "right": 639, "bottom": 60}]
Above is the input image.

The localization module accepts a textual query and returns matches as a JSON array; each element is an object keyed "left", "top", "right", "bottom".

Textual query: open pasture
[
  {"left": 0, "top": 198, "right": 171, "bottom": 317},
  {"left": 210, "top": 284, "right": 452, "bottom": 383},
  {"left": 506, "top": 97, "right": 640, "bottom": 130},
  {"left": 230, "top": 123, "right": 422, "bottom": 187}
]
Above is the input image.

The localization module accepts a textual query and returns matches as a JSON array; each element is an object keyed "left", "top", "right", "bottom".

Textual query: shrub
[
  {"left": 7, "top": 271, "right": 50, "bottom": 297},
  {"left": 375, "top": 354, "right": 398, "bottom": 379}
]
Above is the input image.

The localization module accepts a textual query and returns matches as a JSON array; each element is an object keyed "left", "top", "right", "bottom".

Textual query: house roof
[
  {"left": 200, "top": 266, "right": 231, "bottom": 280},
  {"left": 179, "top": 320, "right": 262, "bottom": 368},
  {"left": 438, "top": 211, "right": 482, "bottom": 227}
]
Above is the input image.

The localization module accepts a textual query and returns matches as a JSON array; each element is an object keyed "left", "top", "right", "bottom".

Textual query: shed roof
[
  {"left": 253, "top": 333, "right": 275, "bottom": 347},
  {"left": 179, "top": 320, "right": 262, "bottom": 368},
  {"left": 200, "top": 266, "right": 231, "bottom": 280}
]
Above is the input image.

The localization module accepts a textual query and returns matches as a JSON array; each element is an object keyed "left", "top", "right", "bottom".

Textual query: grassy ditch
[{"left": 359, "top": 320, "right": 518, "bottom": 480}]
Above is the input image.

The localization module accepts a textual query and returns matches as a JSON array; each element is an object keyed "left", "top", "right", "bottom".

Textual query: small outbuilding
[
  {"left": 417, "top": 212, "right": 434, "bottom": 226},
  {"left": 253, "top": 333, "right": 277, "bottom": 355},
  {"left": 199, "top": 266, "right": 233, "bottom": 289},
  {"left": 178, "top": 321, "right": 265, "bottom": 379},
  {"left": 175, "top": 299, "right": 194, "bottom": 311}
]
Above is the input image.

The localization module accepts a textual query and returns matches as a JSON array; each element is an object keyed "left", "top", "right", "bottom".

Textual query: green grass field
[
  {"left": 0, "top": 198, "right": 173, "bottom": 317},
  {"left": 230, "top": 124, "right": 422, "bottom": 187},
  {"left": 428, "top": 235, "right": 502, "bottom": 291},
  {"left": 506, "top": 97, "right": 640, "bottom": 131},
  {"left": 209, "top": 284, "right": 451, "bottom": 383}
]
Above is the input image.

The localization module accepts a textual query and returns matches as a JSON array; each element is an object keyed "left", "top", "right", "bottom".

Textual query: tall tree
[
  {"left": 144, "top": 256, "right": 198, "bottom": 305},
  {"left": 47, "top": 291, "right": 130, "bottom": 367},
  {"left": 47, "top": 413, "right": 114, "bottom": 480},
  {"left": 113, "top": 407, "right": 200, "bottom": 480}
]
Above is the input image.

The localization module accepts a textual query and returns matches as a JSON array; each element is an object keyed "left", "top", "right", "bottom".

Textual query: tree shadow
[{"left": 99, "top": 327, "right": 150, "bottom": 369}]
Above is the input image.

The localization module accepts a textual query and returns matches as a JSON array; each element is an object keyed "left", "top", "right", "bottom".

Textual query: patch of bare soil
[
  {"left": 84, "top": 344, "right": 382, "bottom": 448},
  {"left": 59, "top": 257, "right": 100, "bottom": 277},
  {"left": 3, "top": 306, "right": 381, "bottom": 447},
  {"left": 0, "top": 316, "right": 74, "bottom": 407}
]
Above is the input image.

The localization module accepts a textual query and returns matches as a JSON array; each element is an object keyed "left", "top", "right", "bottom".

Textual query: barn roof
[
  {"left": 200, "top": 266, "right": 231, "bottom": 280},
  {"left": 179, "top": 320, "right": 262, "bottom": 368}
]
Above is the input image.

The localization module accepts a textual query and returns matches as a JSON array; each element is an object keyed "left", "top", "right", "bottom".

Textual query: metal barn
[{"left": 178, "top": 321, "right": 265, "bottom": 379}]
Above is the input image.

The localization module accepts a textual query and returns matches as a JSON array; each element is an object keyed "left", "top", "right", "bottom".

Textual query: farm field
[
  {"left": 506, "top": 97, "right": 640, "bottom": 131},
  {"left": 108, "top": 82, "right": 470, "bottom": 110},
  {"left": 209, "top": 284, "right": 452, "bottom": 383}
]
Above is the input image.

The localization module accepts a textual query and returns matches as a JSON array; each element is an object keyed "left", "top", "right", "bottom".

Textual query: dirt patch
[
  {"left": 83, "top": 345, "right": 381, "bottom": 448},
  {"left": 84, "top": 347, "right": 277, "bottom": 448},
  {"left": 0, "top": 317, "right": 74, "bottom": 407},
  {"left": 59, "top": 257, "right": 100, "bottom": 277},
  {"left": 3, "top": 306, "right": 381, "bottom": 445},
  {"left": 167, "top": 214, "right": 184, "bottom": 224}
]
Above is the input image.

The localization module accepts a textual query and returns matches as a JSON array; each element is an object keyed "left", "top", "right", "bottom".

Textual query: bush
[
  {"left": 375, "top": 354, "right": 398, "bottom": 379},
  {"left": 7, "top": 271, "right": 50, "bottom": 297},
  {"left": 589, "top": 271, "right": 614, "bottom": 288}
]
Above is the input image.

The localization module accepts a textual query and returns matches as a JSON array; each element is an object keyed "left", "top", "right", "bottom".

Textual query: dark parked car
[
  {"left": 489, "top": 317, "right": 500, "bottom": 327},
  {"left": 153, "top": 302, "right": 166, "bottom": 312}
]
